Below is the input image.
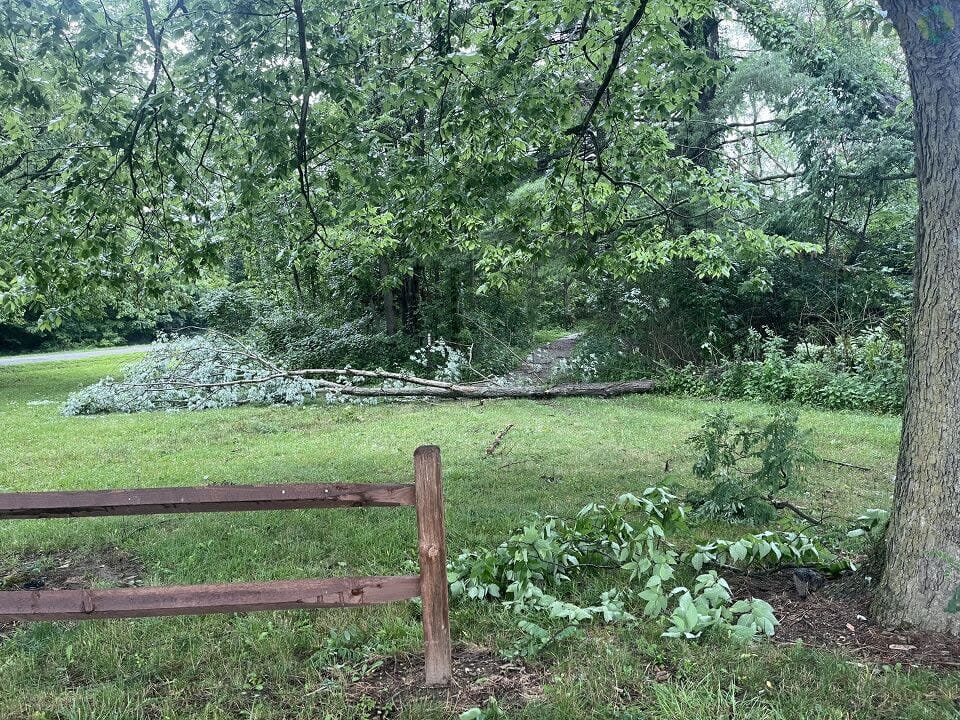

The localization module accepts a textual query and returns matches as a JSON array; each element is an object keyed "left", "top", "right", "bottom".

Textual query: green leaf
[{"left": 948, "top": 586, "right": 960, "bottom": 614}]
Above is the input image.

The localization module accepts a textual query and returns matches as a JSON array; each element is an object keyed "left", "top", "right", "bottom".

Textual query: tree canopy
[{"left": 1, "top": 0, "right": 912, "bottom": 347}]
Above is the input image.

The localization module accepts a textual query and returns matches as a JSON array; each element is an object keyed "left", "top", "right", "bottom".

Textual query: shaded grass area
[{"left": 0, "top": 356, "right": 955, "bottom": 719}]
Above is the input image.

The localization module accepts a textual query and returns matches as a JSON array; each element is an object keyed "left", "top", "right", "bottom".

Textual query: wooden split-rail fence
[{"left": 0, "top": 445, "right": 453, "bottom": 686}]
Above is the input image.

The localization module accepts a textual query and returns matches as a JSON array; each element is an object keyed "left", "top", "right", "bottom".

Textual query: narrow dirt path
[{"left": 494, "top": 332, "right": 584, "bottom": 385}]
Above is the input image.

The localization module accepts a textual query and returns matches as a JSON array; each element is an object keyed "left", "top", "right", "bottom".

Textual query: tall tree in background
[{"left": 874, "top": 0, "right": 960, "bottom": 635}]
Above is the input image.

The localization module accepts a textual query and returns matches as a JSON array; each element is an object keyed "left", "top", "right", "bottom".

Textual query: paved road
[{"left": 0, "top": 344, "right": 153, "bottom": 367}]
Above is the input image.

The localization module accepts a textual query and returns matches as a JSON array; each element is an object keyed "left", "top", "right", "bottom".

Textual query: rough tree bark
[{"left": 873, "top": 0, "right": 960, "bottom": 635}]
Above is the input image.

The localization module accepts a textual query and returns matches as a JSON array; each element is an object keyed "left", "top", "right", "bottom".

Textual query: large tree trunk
[{"left": 873, "top": 0, "right": 960, "bottom": 635}]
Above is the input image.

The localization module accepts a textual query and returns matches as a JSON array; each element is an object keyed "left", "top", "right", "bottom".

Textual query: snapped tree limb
[
  {"left": 106, "top": 334, "right": 656, "bottom": 403},
  {"left": 135, "top": 366, "right": 656, "bottom": 400}
]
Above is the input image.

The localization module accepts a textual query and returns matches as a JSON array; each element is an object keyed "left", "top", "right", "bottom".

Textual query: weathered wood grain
[
  {"left": 0, "top": 483, "right": 416, "bottom": 520},
  {"left": 0, "top": 576, "right": 420, "bottom": 621},
  {"left": 414, "top": 445, "right": 452, "bottom": 687}
]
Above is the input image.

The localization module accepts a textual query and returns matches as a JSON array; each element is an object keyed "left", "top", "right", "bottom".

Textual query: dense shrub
[
  {"left": 197, "top": 287, "right": 487, "bottom": 374},
  {"left": 562, "top": 333, "right": 653, "bottom": 382},
  {"left": 657, "top": 328, "right": 905, "bottom": 414},
  {"left": 687, "top": 409, "right": 814, "bottom": 522},
  {"left": 196, "top": 287, "right": 274, "bottom": 335}
]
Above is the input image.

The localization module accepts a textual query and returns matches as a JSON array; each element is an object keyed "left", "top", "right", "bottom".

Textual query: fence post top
[{"left": 414, "top": 445, "right": 441, "bottom": 459}]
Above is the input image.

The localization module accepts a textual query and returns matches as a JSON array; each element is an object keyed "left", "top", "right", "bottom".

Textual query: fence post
[{"left": 413, "top": 445, "right": 452, "bottom": 687}]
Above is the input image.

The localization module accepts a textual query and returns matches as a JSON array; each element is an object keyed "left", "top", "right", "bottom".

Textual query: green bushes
[
  {"left": 196, "top": 287, "right": 271, "bottom": 336},
  {"left": 250, "top": 310, "right": 413, "bottom": 371},
  {"left": 564, "top": 333, "right": 653, "bottom": 382},
  {"left": 658, "top": 328, "right": 905, "bottom": 414},
  {"left": 192, "top": 286, "right": 531, "bottom": 377},
  {"left": 569, "top": 325, "right": 905, "bottom": 414},
  {"left": 193, "top": 286, "right": 417, "bottom": 372},
  {"left": 687, "top": 409, "right": 814, "bottom": 523}
]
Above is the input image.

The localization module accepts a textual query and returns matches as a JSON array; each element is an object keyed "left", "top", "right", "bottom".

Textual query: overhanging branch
[{"left": 564, "top": 0, "right": 650, "bottom": 136}]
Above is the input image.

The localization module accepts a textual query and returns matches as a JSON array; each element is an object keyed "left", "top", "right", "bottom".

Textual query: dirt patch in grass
[
  {"left": 730, "top": 569, "right": 960, "bottom": 671},
  {"left": 346, "top": 646, "right": 546, "bottom": 715},
  {"left": 0, "top": 547, "right": 143, "bottom": 638},
  {"left": 1, "top": 546, "right": 144, "bottom": 591}
]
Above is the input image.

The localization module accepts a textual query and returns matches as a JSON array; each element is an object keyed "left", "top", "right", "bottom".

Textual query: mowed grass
[{"left": 0, "top": 356, "right": 955, "bottom": 719}]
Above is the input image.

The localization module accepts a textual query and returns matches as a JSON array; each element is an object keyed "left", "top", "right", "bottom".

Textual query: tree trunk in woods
[
  {"left": 379, "top": 256, "right": 397, "bottom": 335},
  {"left": 677, "top": 15, "right": 721, "bottom": 168},
  {"left": 400, "top": 268, "right": 422, "bottom": 333},
  {"left": 873, "top": 0, "right": 960, "bottom": 636}
]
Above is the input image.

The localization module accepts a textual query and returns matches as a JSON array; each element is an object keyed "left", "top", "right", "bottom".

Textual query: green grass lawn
[{"left": 0, "top": 356, "right": 955, "bottom": 719}]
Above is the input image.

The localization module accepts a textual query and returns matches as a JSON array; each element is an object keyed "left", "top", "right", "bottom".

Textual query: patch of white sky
[{"left": 719, "top": 14, "right": 797, "bottom": 188}]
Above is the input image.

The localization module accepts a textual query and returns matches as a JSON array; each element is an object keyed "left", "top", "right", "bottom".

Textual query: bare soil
[
  {"left": 346, "top": 646, "right": 547, "bottom": 715},
  {"left": 730, "top": 569, "right": 960, "bottom": 671},
  {"left": 0, "top": 547, "right": 143, "bottom": 638}
]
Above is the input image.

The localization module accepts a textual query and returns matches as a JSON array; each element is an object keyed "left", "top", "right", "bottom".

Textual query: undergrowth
[
  {"left": 658, "top": 328, "right": 905, "bottom": 414},
  {"left": 448, "top": 487, "right": 850, "bottom": 657}
]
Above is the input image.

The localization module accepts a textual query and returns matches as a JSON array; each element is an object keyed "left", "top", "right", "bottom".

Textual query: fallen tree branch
[
  {"left": 486, "top": 424, "right": 515, "bottom": 456},
  {"left": 129, "top": 373, "right": 656, "bottom": 400},
  {"left": 98, "top": 334, "right": 656, "bottom": 403},
  {"left": 766, "top": 496, "right": 822, "bottom": 526},
  {"left": 321, "top": 377, "right": 656, "bottom": 399},
  {"left": 819, "top": 457, "right": 872, "bottom": 472}
]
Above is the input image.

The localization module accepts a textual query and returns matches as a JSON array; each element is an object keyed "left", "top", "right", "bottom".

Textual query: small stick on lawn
[
  {"left": 820, "top": 458, "right": 873, "bottom": 472},
  {"left": 485, "top": 424, "right": 515, "bottom": 456}
]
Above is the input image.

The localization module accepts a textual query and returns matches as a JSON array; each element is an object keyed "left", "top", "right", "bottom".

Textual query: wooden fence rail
[
  {"left": 0, "top": 482, "right": 417, "bottom": 519},
  {"left": 0, "top": 445, "right": 452, "bottom": 687}
]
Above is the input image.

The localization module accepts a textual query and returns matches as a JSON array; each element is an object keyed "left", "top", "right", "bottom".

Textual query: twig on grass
[
  {"left": 819, "top": 458, "right": 873, "bottom": 472},
  {"left": 486, "top": 424, "right": 515, "bottom": 456}
]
